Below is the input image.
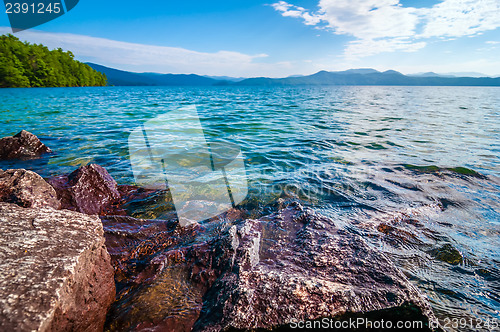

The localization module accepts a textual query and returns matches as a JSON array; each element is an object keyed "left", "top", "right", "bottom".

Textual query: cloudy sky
[{"left": 1, "top": 0, "right": 500, "bottom": 77}]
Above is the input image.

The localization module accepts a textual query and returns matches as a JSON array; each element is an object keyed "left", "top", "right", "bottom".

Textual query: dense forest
[{"left": 0, "top": 34, "right": 107, "bottom": 88}]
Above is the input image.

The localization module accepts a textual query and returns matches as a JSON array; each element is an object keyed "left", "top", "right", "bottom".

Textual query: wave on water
[{"left": 1, "top": 85, "right": 499, "bottom": 328}]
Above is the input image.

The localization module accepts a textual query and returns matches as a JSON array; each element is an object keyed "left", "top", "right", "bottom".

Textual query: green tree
[{"left": 0, "top": 34, "right": 107, "bottom": 88}]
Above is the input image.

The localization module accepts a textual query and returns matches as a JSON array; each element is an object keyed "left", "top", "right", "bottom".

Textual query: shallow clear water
[{"left": 1, "top": 86, "right": 499, "bottom": 328}]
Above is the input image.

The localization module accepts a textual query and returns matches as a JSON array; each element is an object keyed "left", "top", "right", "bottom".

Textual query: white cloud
[
  {"left": 272, "top": 0, "right": 500, "bottom": 59},
  {"left": 318, "top": 0, "right": 420, "bottom": 39},
  {"left": 0, "top": 27, "right": 298, "bottom": 77},
  {"left": 271, "top": 1, "right": 323, "bottom": 26},
  {"left": 420, "top": 0, "right": 500, "bottom": 38}
]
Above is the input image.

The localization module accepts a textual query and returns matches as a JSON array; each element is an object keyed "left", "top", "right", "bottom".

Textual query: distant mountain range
[
  {"left": 86, "top": 63, "right": 220, "bottom": 86},
  {"left": 409, "top": 71, "right": 489, "bottom": 78},
  {"left": 234, "top": 70, "right": 500, "bottom": 86},
  {"left": 87, "top": 63, "right": 500, "bottom": 87}
]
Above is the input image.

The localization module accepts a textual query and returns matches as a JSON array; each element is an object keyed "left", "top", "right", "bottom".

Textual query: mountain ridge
[
  {"left": 235, "top": 69, "right": 500, "bottom": 86},
  {"left": 86, "top": 63, "right": 223, "bottom": 86},
  {"left": 87, "top": 63, "right": 500, "bottom": 87}
]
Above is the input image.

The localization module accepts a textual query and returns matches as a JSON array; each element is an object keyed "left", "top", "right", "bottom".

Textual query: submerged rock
[
  {"left": 428, "top": 243, "right": 463, "bottom": 265},
  {"left": 0, "top": 130, "right": 52, "bottom": 160},
  {"left": 48, "top": 164, "right": 121, "bottom": 215},
  {"left": 103, "top": 202, "right": 436, "bottom": 331},
  {"left": 0, "top": 169, "right": 60, "bottom": 209},
  {"left": 102, "top": 214, "right": 213, "bottom": 332},
  {"left": 0, "top": 203, "right": 115, "bottom": 331},
  {"left": 109, "top": 184, "right": 164, "bottom": 217}
]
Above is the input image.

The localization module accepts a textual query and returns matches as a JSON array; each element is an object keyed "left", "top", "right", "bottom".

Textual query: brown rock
[
  {"left": 48, "top": 164, "right": 120, "bottom": 215},
  {"left": 193, "top": 203, "right": 436, "bottom": 331},
  {"left": 0, "top": 203, "right": 115, "bottom": 332},
  {"left": 102, "top": 202, "right": 437, "bottom": 331},
  {"left": 102, "top": 215, "right": 208, "bottom": 332},
  {"left": 104, "top": 184, "right": 162, "bottom": 217},
  {"left": 376, "top": 223, "right": 423, "bottom": 247},
  {"left": 0, "top": 130, "right": 52, "bottom": 160},
  {"left": 0, "top": 169, "right": 60, "bottom": 209}
]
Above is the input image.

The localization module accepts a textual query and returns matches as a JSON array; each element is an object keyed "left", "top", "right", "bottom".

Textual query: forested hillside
[{"left": 0, "top": 34, "right": 107, "bottom": 88}]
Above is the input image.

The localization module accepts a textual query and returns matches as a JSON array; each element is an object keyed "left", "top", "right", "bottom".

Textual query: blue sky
[{"left": 1, "top": 0, "right": 500, "bottom": 77}]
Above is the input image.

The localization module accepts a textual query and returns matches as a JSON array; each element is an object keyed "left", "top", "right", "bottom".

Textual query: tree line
[{"left": 0, "top": 34, "right": 107, "bottom": 88}]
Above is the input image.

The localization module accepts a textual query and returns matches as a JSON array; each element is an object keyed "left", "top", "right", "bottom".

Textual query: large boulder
[
  {"left": 48, "top": 164, "right": 120, "bottom": 215},
  {"left": 0, "top": 169, "right": 60, "bottom": 209},
  {"left": 193, "top": 203, "right": 436, "bottom": 331},
  {"left": 0, "top": 203, "right": 115, "bottom": 332},
  {"left": 102, "top": 202, "right": 436, "bottom": 331},
  {"left": 0, "top": 130, "right": 52, "bottom": 160}
]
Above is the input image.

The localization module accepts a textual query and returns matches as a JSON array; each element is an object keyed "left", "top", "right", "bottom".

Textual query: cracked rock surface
[
  {"left": 0, "top": 203, "right": 115, "bottom": 332},
  {"left": 0, "top": 169, "right": 60, "bottom": 209}
]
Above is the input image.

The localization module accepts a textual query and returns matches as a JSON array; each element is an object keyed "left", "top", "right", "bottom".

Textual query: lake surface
[{"left": 1, "top": 85, "right": 499, "bottom": 329}]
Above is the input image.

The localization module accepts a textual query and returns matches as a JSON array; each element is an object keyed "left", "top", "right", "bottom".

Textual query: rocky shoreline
[{"left": 0, "top": 131, "right": 438, "bottom": 331}]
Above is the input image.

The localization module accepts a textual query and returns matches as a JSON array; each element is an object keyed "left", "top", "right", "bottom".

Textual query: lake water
[{"left": 1, "top": 86, "right": 499, "bottom": 328}]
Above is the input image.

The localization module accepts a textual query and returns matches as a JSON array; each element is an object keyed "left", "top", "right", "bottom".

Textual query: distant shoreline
[
  {"left": 85, "top": 63, "right": 500, "bottom": 87},
  {"left": 3, "top": 84, "right": 500, "bottom": 89}
]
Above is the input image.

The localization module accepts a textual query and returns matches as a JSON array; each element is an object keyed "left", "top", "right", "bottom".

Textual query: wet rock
[
  {"left": 106, "top": 185, "right": 165, "bottom": 217},
  {"left": 428, "top": 243, "right": 463, "bottom": 265},
  {"left": 102, "top": 215, "right": 213, "bottom": 332},
  {"left": 0, "top": 169, "right": 60, "bottom": 209},
  {"left": 102, "top": 203, "right": 436, "bottom": 331},
  {"left": 0, "top": 130, "right": 52, "bottom": 160},
  {"left": 48, "top": 164, "right": 120, "bottom": 215},
  {"left": 376, "top": 223, "right": 423, "bottom": 247},
  {"left": 101, "top": 215, "right": 180, "bottom": 271},
  {"left": 193, "top": 203, "right": 436, "bottom": 331},
  {"left": 0, "top": 203, "right": 115, "bottom": 332},
  {"left": 357, "top": 204, "right": 443, "bottom": 249}
]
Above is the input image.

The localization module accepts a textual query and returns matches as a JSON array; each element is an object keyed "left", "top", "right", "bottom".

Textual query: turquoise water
[{"left": 1, "top": 86, "right": 499, "bottom": 327}]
